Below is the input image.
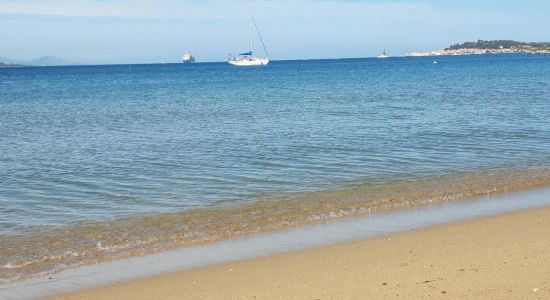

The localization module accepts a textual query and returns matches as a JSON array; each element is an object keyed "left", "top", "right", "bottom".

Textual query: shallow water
[
  {"left": 1, "top": 54, "right": 549, "bottom": 281},
  {"left": 3, "top": 186, "right": 550, "bottom": 300}
]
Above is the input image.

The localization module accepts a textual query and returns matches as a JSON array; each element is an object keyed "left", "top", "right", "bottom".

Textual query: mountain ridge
[{"left": 0, "top": 56, "right": 79, "bottom": 66}]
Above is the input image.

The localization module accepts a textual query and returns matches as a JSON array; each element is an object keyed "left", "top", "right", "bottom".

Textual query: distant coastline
[
  {"left": 0, "top": 62, "right": 27, "bottom": 68},
  {"left": 3, "top": 40, "right": 550, "bottom": 67},
  {"left": 0, "top": 55, "right": 77, "bottom": 67},
  {"left": 407, "top": 40, "right": 550, "bottom": 57}
]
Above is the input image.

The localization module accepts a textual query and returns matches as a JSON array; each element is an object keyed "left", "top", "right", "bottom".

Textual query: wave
[{"left": 1, "top": 168, "right": 550, "bottom": 283}]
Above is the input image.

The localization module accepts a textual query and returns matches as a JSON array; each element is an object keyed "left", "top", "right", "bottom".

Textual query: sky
[{"left": 1, "top": 0, "right": 549, "bottom": 64}]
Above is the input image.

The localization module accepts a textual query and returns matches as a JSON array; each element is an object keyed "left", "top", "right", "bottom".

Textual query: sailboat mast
[{"left": 249, "top": 13, "right": 253, "bottom": 55}]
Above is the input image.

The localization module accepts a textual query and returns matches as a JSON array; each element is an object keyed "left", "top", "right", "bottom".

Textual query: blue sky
[{"left": 1, "top": 0, "right": 549, "bottom": 64}]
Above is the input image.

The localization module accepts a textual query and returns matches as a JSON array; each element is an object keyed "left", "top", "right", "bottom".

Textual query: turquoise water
[
  {"left": 2, "top": 55, "right": 550, "bottom": 231},
  {"left": 1, "top": 54, "right": 550, "bottom": 281}
]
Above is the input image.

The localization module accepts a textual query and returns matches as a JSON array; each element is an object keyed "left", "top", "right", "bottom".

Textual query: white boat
[
  {"left": 228, "top": 14, "right": 270, "bottom": 66},
  {"left": 228, "top": 56, "right": 269, "bottom": 66},
  {"left": 182, "top": 52, "right": 195, "bottom": 64},
  {"left": 377, "top": 49, "right": 389, "bottom": 59}
]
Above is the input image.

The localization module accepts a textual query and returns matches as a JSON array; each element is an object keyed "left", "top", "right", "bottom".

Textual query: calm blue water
[{"left": 1, "top": 55, "right": 550, "bottom": 235}]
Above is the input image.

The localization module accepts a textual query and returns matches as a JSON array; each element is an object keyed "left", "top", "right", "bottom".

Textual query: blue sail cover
[{"left": 239, "top": 51, "right": 252, "bottom": 56}]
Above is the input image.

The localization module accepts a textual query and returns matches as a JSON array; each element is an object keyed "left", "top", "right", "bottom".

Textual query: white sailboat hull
[{"left": 228, "top": 57, "right": 270, "bottom": 66}]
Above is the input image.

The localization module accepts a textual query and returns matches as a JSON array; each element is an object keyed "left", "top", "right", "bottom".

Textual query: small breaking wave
[{"left": 1, "top": 168, "right": 550, "bottom": 283}]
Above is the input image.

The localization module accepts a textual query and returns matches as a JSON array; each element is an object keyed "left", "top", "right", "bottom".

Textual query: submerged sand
[
  {"left": 4, "top": 169, "right": 550, "bottom": 283},
  {"left": 53, "top": 206, "right": 550, "bottom": 299}
]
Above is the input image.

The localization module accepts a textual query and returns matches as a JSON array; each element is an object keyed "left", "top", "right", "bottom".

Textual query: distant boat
[
  {"left": 228, "top": 13, "right": 270, "bottom": 66},
  {"left": 377, "top": 49, "right": 389, "bottom": 59},
  {"left": 182, "top": 52, "right": 195, "bottom": 64}
]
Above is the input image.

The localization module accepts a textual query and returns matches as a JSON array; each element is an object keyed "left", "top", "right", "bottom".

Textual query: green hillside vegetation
[{"left": 446, "top": 40, "right": 550, "bottom": 50}]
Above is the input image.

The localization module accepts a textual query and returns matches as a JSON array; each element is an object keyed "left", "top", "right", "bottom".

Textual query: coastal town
[{"left": 407, "top": 40, "right": 550, "bottom": 57}]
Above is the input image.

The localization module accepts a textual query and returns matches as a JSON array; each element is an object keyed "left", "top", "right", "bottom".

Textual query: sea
[{"left": 1, "top": 54, "right": 549, "bottom": 282}]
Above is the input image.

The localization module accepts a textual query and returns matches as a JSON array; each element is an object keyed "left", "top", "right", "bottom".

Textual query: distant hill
[
  {"left": 0, "top": 62, "right": 27, "bottom": 68},
  {"left": 28, "top": 56, "right": 77, "bottom": 66},
  {"left": 445, "top": 40, "right": 550, "bottom": 50},
  {"left": 407, "top": 39, "right": 550, "bottom": 57},
  {"left": 0, "top": 56, "right": 78, "bottom": 66}
]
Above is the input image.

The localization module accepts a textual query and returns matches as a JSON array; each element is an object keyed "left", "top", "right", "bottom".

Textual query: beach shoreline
[
  {"left": 2, "top": 169, "right": 550, "bottom": 286},
  {"left": 52, "top": 205, "right": 550, "bottom": 299},
  {"left": 2, "top": 185, "right": 550, "bottom": 299}
]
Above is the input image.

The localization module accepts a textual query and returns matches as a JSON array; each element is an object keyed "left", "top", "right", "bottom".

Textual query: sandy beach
[{"left": 51, "top": 206, "right": 550, "bottom": 299}]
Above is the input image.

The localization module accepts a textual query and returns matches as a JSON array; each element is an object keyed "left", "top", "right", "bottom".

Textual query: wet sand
[{"left": 52, "top": 206, "right": 550, "bottom": 299}]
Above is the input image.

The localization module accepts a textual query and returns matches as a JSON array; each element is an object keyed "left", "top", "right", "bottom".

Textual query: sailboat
[
  {"left": 377, "top": 49, "right": 389, "bottom": 59},
  {"left": 228, "top": 13, "right": 270, "bottom": 66}
]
